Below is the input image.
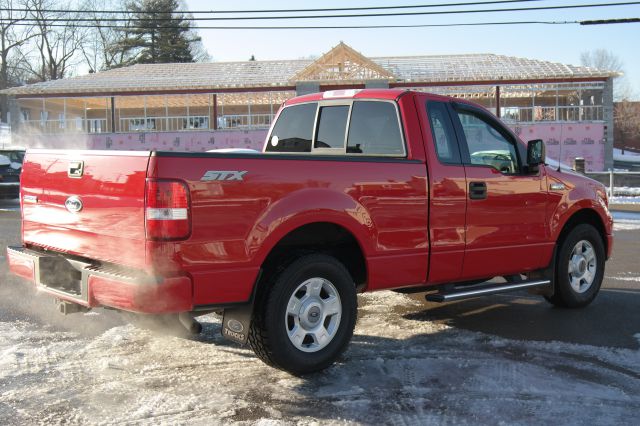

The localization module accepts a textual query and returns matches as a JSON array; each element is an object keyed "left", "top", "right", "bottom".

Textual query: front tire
[
  {"left": 248, "top": 254, "right": 357, "bottom": 375},
  {"left": 545, "top": 224, "right": 605, "bottom": 308}
]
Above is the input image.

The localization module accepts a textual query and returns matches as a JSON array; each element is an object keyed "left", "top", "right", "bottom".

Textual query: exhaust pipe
[
  {"left": 55, "top": 299, "right": 90, "bottom": 315},
  {"left": 178, "top": 312, "right": 203, "bottom": 335}
]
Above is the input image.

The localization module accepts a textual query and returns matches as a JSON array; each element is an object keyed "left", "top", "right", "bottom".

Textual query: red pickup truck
[{"left": 6, "top": 89, "right": 613, "bottom": 374}]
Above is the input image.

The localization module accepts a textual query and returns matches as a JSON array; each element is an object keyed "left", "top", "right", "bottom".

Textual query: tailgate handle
[{"left": 469, "top": 181, "right": 487, "bottom": 200}]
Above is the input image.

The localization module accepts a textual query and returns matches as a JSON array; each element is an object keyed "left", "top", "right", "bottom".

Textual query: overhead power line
[
  {"left": 0, "top": 1, "right": 547, "bottom": 15},
  {"left": 9, "top": 19, "right": 640, "bottom": 30},
  {"left": 580, "top": 17, "right": 640, "bottom": 24},
  {"left": 2, "top": 1, "right": 640, "bottom": 22}
]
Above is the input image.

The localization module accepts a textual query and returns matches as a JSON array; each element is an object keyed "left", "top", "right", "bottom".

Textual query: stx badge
[{"left": 201, "top": 170, "right": 247, "bottom": 181}]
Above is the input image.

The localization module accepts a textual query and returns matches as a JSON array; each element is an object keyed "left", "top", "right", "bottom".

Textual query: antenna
[{"left": 557, "top": 123, "right": 563, "bottom": 172}]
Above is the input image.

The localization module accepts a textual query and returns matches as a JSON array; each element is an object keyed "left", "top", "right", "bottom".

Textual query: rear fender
[{"left": 247, "top": 188, "right": 375, "bottom": 266}]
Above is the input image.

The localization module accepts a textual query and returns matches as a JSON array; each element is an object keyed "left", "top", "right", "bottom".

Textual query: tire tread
[{"left": 248, "top": 253, "right": 357, "bottom": 374}]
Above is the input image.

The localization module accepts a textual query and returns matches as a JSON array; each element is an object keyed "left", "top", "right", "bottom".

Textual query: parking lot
[{"left": 1, "top": 201, "right": 639, "bottom": 424}]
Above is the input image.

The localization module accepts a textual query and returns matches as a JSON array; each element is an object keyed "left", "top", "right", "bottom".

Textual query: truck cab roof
[{"left": 285, "top": 89, "right": 409, "bottom": 106}]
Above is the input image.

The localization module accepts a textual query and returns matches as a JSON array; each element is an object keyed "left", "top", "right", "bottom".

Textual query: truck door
[
  {"left": 417, "top": 97, "right": 467, "bottom": 284},
  {"left": 449, "top": 102, "right": 548, "bottom": 280}
]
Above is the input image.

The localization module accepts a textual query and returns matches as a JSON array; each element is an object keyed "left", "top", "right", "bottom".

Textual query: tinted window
[
  {"left": 347, "top": 101, "right": 404, "bottom": 155},
  {"left": 0, "top": 151, "right": 25, "bottom": 164},
  {"left": 315, "top": 105, "right": 349, "bottom": 149},
  {"left": 266, "top": 103, "right": 317, "bottom": 153},
  {"left": 427, "top": 102, "right": 460, "bottom": 164},
  {"left": 455, "top": 110, "right": 519, "bottom": 174}
]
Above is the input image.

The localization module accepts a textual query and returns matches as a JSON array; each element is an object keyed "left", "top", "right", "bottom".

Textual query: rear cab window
[
  {"left": 266, "top": 99, "right": 406, "bottom": 157},
  {"left": 315, "top": 106, "right": 350, "bottom": 151}
]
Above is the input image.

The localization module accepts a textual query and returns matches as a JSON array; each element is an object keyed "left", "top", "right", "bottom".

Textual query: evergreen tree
[{"left": 109, "top": 0, "right": 202, "bottom": 66}]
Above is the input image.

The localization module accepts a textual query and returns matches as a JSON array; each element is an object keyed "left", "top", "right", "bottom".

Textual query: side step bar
[{"left": 426, "top": 279, "right": 551, "bottom": 303}]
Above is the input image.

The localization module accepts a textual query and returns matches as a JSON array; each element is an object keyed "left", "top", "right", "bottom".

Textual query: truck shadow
[
  {"left": 272, "top": 288, "right": 640, "bottom": 424},
  {"left": 403, "top": 287, "right": 640, "bottom": 350},
  {"left": 275, "top": 315, "right": 640, "bottom": 424}
]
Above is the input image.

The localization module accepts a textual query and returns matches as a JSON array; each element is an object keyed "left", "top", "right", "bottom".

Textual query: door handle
[{"left": 469, "top": 182, "right": 487, "bottom": 200}]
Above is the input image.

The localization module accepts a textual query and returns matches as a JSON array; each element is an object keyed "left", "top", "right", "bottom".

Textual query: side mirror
[{"left": 527, "top": 139, "right": 545, "bottom": 172}]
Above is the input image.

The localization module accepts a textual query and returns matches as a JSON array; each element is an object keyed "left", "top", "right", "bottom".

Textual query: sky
[{"left": 184, "top": 0, "right": 640, "bottom": 99}]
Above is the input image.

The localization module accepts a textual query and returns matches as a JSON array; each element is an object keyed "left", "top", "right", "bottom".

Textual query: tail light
[{"left": 145, "top": 179, "right": 191, "bottom": 240}]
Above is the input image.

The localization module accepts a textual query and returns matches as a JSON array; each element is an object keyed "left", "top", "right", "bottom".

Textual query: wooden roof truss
[{"left": 291, "top": 42, "right": 396, "bottom": 84}]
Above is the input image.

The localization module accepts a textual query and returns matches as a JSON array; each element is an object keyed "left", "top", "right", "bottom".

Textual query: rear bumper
[
  {"left": 6, "top": 246, "right": 193, "bottom": 314},
  {"left": 607, "top": 233, "right": 614, "bottom": 260}
]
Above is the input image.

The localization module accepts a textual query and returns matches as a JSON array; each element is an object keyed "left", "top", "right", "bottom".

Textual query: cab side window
[
  {"left": 455, "top": 109, "right": 520, "bottom": 174},
  {"left": 427, "top": 101, "right": 460, "bottom": 164},
  {"left": 347, "top": 101, "right": 404, "bottom": 156},
  {"left": 315, "top": 105, "right": 349, "bottom": 149},
  {"left": 266, "top": 103, "right": 317, "bottom": 153}
]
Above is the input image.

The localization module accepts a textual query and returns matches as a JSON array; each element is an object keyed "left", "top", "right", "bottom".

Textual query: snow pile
[
  {"left": 610, "top": 187, "right": 640, "bottom": 205},
  {"left": 613, "top": 220, "right": 640, "bottom": 231},
  {"left": 611, "top": 273, "right": 640, "bottom": 283},
  {"left": 614, "top": 148, "right": 640, "bottom": 163},
  {"left": 610, "top": 197, "right": 640, "bottom": 205},
  {"left": 612, "top": 187, "right": 640, "bottom": 197},
  {"left": 1, "top": 291, "right": 640, "bottom": 425},
  {"left": 612, "top": 211, "right": 640, "bottom": 231}
]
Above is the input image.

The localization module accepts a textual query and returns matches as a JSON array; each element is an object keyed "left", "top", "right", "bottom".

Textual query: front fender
[{"left": 549, "top": 180, "right": 613, "bottom": 242}]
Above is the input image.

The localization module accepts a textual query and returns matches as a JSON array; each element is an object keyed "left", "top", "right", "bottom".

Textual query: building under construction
[{"left": 4, "top": 42, "right": 618, "bottom": 171}]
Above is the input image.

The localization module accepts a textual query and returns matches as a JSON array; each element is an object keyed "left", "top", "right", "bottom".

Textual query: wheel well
[
  {"left": 557, "top": 208, "right": 607, "bottom": 254},
  {"left": 261, "top": 222, "right": 367, "bottom": 287}
]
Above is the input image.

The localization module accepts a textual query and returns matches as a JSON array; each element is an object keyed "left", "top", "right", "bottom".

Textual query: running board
[{"left": 425, "top": 279, "right": 551, "bottom": 303}]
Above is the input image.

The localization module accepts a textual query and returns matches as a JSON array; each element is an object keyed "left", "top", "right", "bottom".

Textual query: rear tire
[
  {"left": 248, "top": 254, "right": 357, "bottom": 375},
  {"left": 545, "top": 224, "right": 605, "bottom": 308}
]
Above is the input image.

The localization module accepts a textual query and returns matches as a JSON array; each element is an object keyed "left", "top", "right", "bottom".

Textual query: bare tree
[
  {"left": 79, "top": 0, "right": 136, "bottom": 71},
  {"left": 0, "top": 0, "right": 38, "bottom": 122},
  {"left": 189, "top": 36, "right": 211, "bottom": 63},
  {"left": 580, "top": 49, "right": 632, "bottom": 101},
  {"left": 580, "top": 49, "right": 623, "bottom": 72},
  {"left": 614, "top": 101, "right": 640, "bottom": 153},
  {"left": 20, "top": 0, "right": 86, "bottom": 82}
]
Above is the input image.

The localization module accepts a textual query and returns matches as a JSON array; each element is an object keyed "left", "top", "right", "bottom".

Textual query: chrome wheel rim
[
  {"left": 285, "top": 277, "right": 342, "bottom": 353},
  {"left": 568, "top": 240, "right": 597, "bottom": 293}
]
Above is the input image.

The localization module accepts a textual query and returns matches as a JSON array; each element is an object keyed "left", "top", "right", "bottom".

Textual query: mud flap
[
  {"left": 221, "top": 303, "right": 254, "bottom": 345},
  {"left": 221, "top": 270, "right": 261, "bottom": 345}
]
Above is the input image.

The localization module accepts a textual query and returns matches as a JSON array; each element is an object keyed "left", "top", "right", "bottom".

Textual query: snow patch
[
  {"left": 611, "top": 196, "right": 640, "bottom": 205},
  {"left": 614, "top": 148, "right": 640, "bottom": 163},
  {"left": 1, "top": 292, "right": 640, "bottom": 424},
  {"left": 611, "top": 274, "right": 640, "bottom": 282},
  {"left": 613, "top": 220, "right": 640, "bottom": 231}
]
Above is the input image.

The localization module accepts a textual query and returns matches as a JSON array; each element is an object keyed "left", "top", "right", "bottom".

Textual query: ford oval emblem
[
  {"left": 227, "top": 319, "right": 244, "bottom": 333},
  {"left": 65, "top": 196, "right": 83, "bottom": 213}
]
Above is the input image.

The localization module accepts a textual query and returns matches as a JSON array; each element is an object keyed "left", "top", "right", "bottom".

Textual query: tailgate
[{"left": 21, "top": 150, "right": 151, "bottom": 269}]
